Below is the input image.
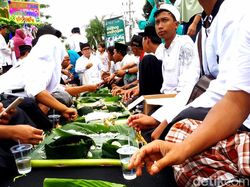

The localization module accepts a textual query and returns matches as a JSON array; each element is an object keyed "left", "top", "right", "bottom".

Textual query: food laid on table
[{"left": 30, "top": 87, "right": 146, "bottom": 167}]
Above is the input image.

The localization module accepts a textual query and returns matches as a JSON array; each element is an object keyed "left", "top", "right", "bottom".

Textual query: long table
[{"left": 1, "top": 166, "right": 177, "bottom": 187}]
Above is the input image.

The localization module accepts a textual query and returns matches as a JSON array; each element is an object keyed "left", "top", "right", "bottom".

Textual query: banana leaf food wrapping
[
  {"left": 45, "top": 135, "right": 94, "bottom": 159},
  {"left": 102, "top": 139, "right": 132, "bottom": 159}
]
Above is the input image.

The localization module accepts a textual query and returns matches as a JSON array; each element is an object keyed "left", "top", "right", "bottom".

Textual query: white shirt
[
  {"left": 152, "top": 35, "right": 200, "bottom": 123},
  {"left": 160, "top": 35, "right": 200, "bottom": 94},
  {"left": 155, "top": 44, "right": 164, "bottom": 61},
  {"left": 155, "top": 0, "right": 250, "bottom": 128},
  {"left": 224, "top": 3, "right": 250, "bottom": 128},
  {"left": 121, "top": 54, "right": 139, "bottom": 85},
  {"left": 0, "top": 34, "right": 67, "bottom": 98},
  {"left": 66, "top": 33, "right": 87, "bottom": 52},
  {"left": 75, "top": 54, "right": 102, "bottom": 85},
  {"left": 121, "top": 53, "right": 138, "bottom": 67},
  {"left": 0, "top": 34, "right": 12, "bottom": 67}
]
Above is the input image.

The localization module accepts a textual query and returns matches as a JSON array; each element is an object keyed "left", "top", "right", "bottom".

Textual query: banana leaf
[
  {"left": 30, "top": 123, "right": 138, "bottom": 162},
  {"left": 77, "top": 106, "right": 94, "bottom": 116},
  {"left": 103, "top": 96, "right": 121, "bottom": 102},
  {"left": 45, "top": 135, "right": 94, "bottom": 159},
  {"left": 102, "top": 139, "right": 132, "bottom": 159},
  {"left": 44, "top": 178, "right": 126, "bottom": 187}
]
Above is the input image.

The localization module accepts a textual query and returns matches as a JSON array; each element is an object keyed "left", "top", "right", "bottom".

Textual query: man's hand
[
  {"left": 0, "top": 102, "right": 16, "bottom": 125},
  {"left": 86, "top": 63, "right": 93, "bottom": 69},
  {"left": 128, "top": 140, "right": 188, "bottom": 176},
  {"left": 187, "top": 23, "right": 197, "bottom": 37},
  {"left": 10, "top": 125, "right": 44, "bottom": 145},
  {"left": 127, "top": 114, "right": 160, "bottom": 131},
  {"left": 123, "top": 88, "right": 139, "bottom": 102},
  {"left": 62, "top": 107, "right": 78, "bottom": 121}
]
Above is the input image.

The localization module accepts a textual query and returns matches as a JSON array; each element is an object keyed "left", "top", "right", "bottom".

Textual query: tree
[{"left": 85, "top": 16, "right": 105, "bottom": 49}]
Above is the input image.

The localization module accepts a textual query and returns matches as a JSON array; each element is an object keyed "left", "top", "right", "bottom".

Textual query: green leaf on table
[{"left": 45, "top": 135, "right": 94, "bottom": 159}]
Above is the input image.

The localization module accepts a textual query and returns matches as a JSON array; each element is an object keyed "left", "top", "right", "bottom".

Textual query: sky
[{"left": 36, "top": 0, "right": 145, "bottom": 38}]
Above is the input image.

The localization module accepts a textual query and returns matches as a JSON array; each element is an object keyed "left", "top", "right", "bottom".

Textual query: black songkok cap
[
  {"left": 71, "top": 27, "right": 80, "bottom": 34},
  {"left": 130, "top": 34, "right": 143, "bottom": 48},
  {"left": 79, "top": 42, "right": 90, "bottom": 50},
  {"left": 139, "top": 25, "right": 159, "bottom": 38},
  {"left": 114, "top": 42, "right": 128, "bottom": 52}
]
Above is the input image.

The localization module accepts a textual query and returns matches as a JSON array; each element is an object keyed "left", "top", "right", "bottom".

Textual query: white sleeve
[
  {"left": 23, "top": 63, "right": 53, "bottom": 97},
  {"left": 75, "top": 58, "right": 87, "bottom": 73},
  {"left": 227, "top": 15, "right": 250, "bottom": 94}
]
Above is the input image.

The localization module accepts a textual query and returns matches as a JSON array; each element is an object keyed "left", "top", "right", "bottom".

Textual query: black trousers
[{"left": 0, "top": 94, "right": 53, "bottom": 131}]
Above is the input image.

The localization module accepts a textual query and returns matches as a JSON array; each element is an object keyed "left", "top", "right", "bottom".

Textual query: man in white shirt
[
  {"left": 105, "top": 42, "right": 138, "bottom": 87},
  {"left": 75, "top": 42, "right": 102, "bottom": 85},
  {"left": 123, "top": 25, "right": 164, "bottom": 100},
  {"left": 128, "top": 0, "right": 250, "bottom": 185},
  {"left": 128, "top": 4, "right": 200, "bottom": 131},
  {"left": 0, "top": 34, "right": 77, "bottom": 129},
  {"left": 0, "top": 24, "right": 13, "bottom": 74}
]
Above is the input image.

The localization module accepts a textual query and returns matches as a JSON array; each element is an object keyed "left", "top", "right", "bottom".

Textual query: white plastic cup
[
  {"left": 117, "top": 145, "right": 139, "bottom": 180},
  {"left": 10, "top": 144, "right": 32, "bottom": 174},
  {"left": 48, "top": 114, "right": 61, "bottom": 128}
]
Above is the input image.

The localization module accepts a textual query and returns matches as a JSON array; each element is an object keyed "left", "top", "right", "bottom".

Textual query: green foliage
[{"left": 85, "top": 16, "right": 105, "bottom": 49}]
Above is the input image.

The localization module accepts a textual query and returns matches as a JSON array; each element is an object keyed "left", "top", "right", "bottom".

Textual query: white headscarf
[
  {"left": 0, "top": 34, "right": 67, "bottom": 97},
  {"left": 22, "top": 34, "right": 67, "bottom": 96}
]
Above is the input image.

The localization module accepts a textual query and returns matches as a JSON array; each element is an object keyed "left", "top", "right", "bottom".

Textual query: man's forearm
[
  {"left": 35, "top": 90, "right": 68, "bottom": 112},
  {"left": 183, "top": 91, "right": 250, "bottom": 158},
  {"left": 0, "top": 125, "right": 13, "bottom": 139}
]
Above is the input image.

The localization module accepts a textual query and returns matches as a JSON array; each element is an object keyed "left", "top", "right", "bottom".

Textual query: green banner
[{"left": 105, "top": 16, "right": 126, "bottom": 47}]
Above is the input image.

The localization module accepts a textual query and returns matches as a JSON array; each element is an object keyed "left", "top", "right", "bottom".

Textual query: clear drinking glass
[
  {"left": 10, "top": 144, "right": 32, "bottom": 174},
  {"left": 48, "top": 114, "right": 61, "bottom": 128},
  {"left": 117, "top": 145, "right": 139, "bottom": 180}
]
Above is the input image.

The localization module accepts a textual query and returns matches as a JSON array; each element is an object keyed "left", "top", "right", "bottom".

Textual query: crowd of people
[{"left": 0, "top": 0, "right": 250, "bottom": 186}]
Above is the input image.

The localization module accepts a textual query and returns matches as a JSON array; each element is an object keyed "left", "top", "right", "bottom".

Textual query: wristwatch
[{"left": 125, "top": 69, "right": 129, "bottom": 73}]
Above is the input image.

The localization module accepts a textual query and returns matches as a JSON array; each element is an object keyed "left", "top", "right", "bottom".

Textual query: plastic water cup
[
  {"left": 48, "top": 114, "right": 61, "bottom": 128},
  {"left": 117, "top": 145, "right": 139, "bottom": 180},
  {"left": 10, "top": 144, "right": 32, "bottom": 174}
]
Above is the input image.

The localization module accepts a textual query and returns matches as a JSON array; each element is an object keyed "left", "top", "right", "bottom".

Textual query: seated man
[
  {"left": 129, "top": 0, "right": 250, "bottom": 185},
  {"left": 123, "top": 25, "right": 164, "bottom": 102},
  {"left": 0, "top": 27, "right": 78, "bottom": 130},
  {"left": 128, "top": 4, "right": 200, "bottom": 132},
  {"left": 104, "top": 42, "right": 138, "bottom": 88},
  {"left": 75, "top": 42, "right": 102, "bottom": 85},
  {"left": 111, "top": 34, "right": 144, "bottom": 96}
]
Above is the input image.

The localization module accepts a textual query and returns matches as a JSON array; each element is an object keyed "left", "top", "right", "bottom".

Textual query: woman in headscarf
[
  {"left": 12, "top": 28, "right": 26, "bottom": 59},
  {"left": 0, "top": 34, "right": 78, "bottom": 127}
]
